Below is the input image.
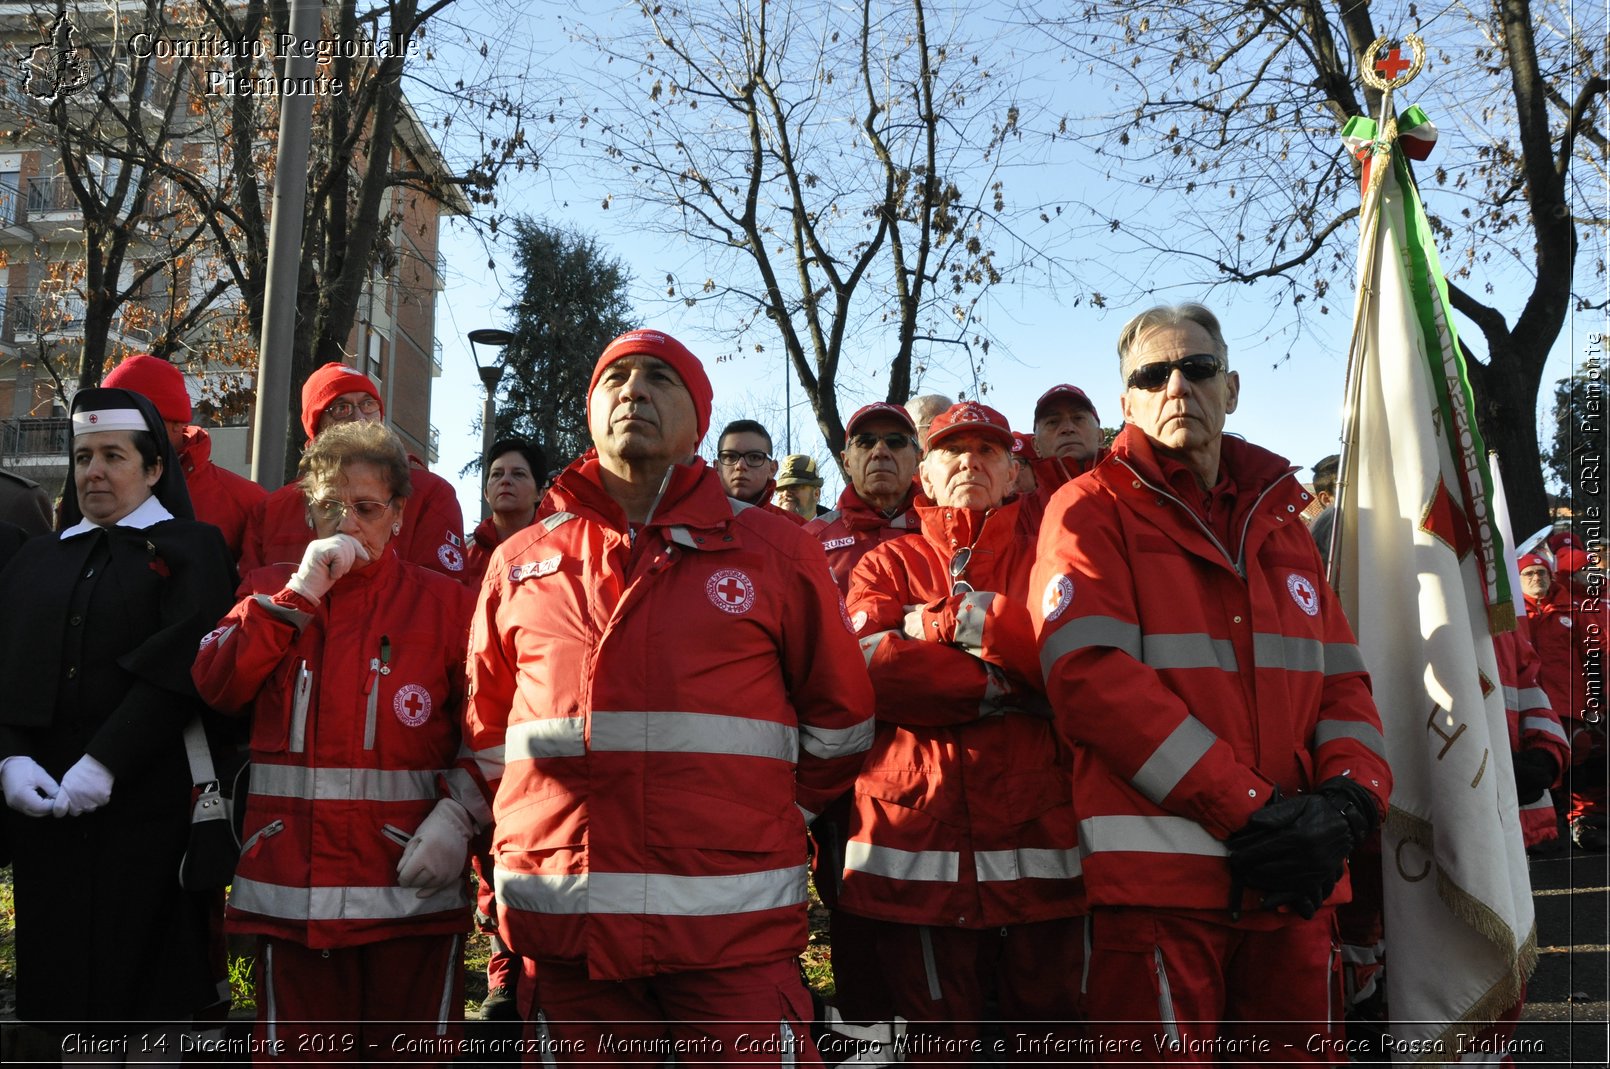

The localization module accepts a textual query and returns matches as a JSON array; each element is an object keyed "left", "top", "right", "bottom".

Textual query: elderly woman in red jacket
[{"left": 194, "top": 420, "right": 484, "bottom": 1060}]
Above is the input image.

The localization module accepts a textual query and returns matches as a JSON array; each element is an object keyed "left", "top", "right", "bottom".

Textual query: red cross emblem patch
[
  {"left": 706, "top": 568, "right": 756, "bottom": 615},
  {"left": 87, "top": 413, "right": 99, "bottom": 424},
  {"left": 1286, "top": 573, "right": 1320, "bottom": 617},
  {"left": 1042, "top": 574, "right": 1075, "bottom": 623},
  {"left": 438, "top": 542, "right": 464, "bottom": 572},
  {"left": 394, "top": 683, "right": 432, "bottom": 726}
]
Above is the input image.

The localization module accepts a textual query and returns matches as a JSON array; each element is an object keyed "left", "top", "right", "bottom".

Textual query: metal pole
[
  {"left": 478, "top": 366, "right": 499, "bottom": 520},
  {"left": 249, "top": 0, "right": 322, "bottom": 488}
]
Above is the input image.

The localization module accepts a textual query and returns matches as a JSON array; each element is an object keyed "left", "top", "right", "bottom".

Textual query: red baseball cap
[
  {"left": 588, "top": 329, "right": 714, "bottom": 442},
  {"left": 1555, "top": 548, "right": 1589, "bottom": 576},
  {"left": 1010, "top": 430, "right": 1039, "bottom": 461},
  {"left": 845, "top": 402, "right": 917, "bottom": 437},
  {"left": 925, "top": 401, "right": 1014, "bottom": 450},
  {"left": 1034, "top": 383, "right": 1099, "bottom": 424}
]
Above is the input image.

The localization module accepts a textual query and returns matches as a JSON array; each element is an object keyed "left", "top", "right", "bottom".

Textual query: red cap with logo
[
  {"left": 1010, "top": 430, "right": 1039, "bottom": 461},
  {"left": 925, "top": 401, "right": 1014, "bottom": 450},
  {"left": 588, "top": 329, "right": 714, "bottom": 441},
  {"left": 845, "top": 402, "right": 917, "bottom": 437},
  {"left": 1517, "top": 553, "right": 1552, "bottom": 575},
  {"left": 1034, "top": 383, "right": 1098, "bottom": 424},
  {"left": 1555, "top": 547, "right": 1590, "bottom": 577}
]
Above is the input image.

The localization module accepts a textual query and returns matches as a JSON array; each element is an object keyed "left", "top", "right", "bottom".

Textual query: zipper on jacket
[
  {"left": 364, "top": 655, "right": 381, "bottom": 750},
  {"left": 1116, "top": 458, "right": 1293, "bottom": 578},
  {"left": 289, "top": 662, "right": 311, "bottom": 753},
  {"left": 381, "top": 823, "right": 412, "bottom": 847},
  {"left": 241, "top": 818, "right": 285, "bottom": 856}
]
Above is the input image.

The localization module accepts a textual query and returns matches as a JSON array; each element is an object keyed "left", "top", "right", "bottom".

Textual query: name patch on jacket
[
  {"left": 823, "top": 536, "right": 856, "bottom": 551},
  {"left": 510, "top": 555, "right": 563, "bottom": 582}
]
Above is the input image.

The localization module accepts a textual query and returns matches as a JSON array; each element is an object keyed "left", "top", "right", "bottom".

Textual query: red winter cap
[
  {"left": 1517, "top": 553, "right": 1551, "bottom": 574},
  {"left": 845, "top": 402, "right": 917, "bottom": 437},
  {"left": 1555, "top": 548, "right": 1589, "bottom": 576},
  {"left": 1034, "top": 383, "right": 1098, "bottom": 424},
  {"left": 103, "top": 353, "right": 191, "bottom": 423},
  {"left": 301, "top": 362, "right": 383, "bottom": 440},
  {"left": 926, "top": 401, "right": 1014, "bottom": 450},
  {"left": 1547, "top": 530, "right": 1580, "bottom": 555},
  {"left": 588, "top": 329, "right": 713, "bottom": 442},
  {"left": 1010, "top": 430, "right": 1039, "bottom": 460}
]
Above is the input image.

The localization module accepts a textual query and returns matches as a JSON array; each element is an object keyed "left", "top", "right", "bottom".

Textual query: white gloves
[
  {"left": 284, "top": 533, "right": 368, "bottom": 602},
  {"left": 1, "top": 756, "right": 60, "bottom": 817},
  {"left": 51, "top": 754, "right": 114, "bottom": 817},
  {"left": 396, "top": 797, "right": 474, "bottom": 896}
]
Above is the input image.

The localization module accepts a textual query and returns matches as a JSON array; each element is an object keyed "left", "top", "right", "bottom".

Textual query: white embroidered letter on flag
[{"left": 1331, "top": 104, "right": 1533, "bottom": 1060}]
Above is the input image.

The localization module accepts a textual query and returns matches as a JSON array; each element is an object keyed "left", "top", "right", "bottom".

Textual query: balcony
[
  {"left": 7, "top": 293, "right": 85, "bottom": 342},
  {"left": 24, "top": 175, "right": 78, "bottom": 217},
  {"left": 427, "top": 424, "right": 440, "bottom": 465},
  {"left": 0, "top": 416, "right": 69, "bottom": 462},
  {"left": 432, "top": 337, "right": 443, "bottom": 377}
]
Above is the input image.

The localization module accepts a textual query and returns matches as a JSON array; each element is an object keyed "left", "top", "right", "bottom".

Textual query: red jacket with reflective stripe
[
  {"left": 804, "top": 485, "right": 921, "bottom": 594},
  {"left": 1032, "top": 427, "right": 1391, "bottom": 915},
  {"left": 843, "top": 496, "right": 1081, "bottom": 927},
  {"left": 192, "top": 549, "right": 480, "bottom": 948},
  {"left": 1524, "top": 586, "right": 1602, "bottom": 731},
  {"left": 1494, "top": 628, "right": 1570, "bottom": 846},
  {"left": 463, "top": 456, "right": 874, "bottom": 980},
  {"left": 240, "top": 457, "right": 469, "bottom": 583},
  {"left": 178, "top": 426, "right": 266, "bottom": 560}
]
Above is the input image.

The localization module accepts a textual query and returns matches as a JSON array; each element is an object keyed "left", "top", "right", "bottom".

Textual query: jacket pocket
[{"left": 240, "top": 818, "right": 285, "bottom": 858}]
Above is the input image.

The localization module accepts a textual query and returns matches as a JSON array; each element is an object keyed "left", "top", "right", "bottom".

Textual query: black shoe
[
  {"left": 1571, "top": 815, "right": 1608, "bottom": 851},
  {"left": 478, "top": 985, "right": 521, "bottom": 1022}
]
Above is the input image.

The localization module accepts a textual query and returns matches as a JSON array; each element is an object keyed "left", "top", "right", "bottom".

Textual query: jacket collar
[
  {"left": 60, "top": 493, "right": 174, "bottom": 540},
  {"left": 832, "top": 484, "right": 919, "bottom": 530},
  {"left": 178, "top": 424, "right": 211, "bottom": 473},
  {"left": 547, "top": 453, "right": 737, "bottom": 538},
  {"left": 1106, "top": 425, "right": 1294, "bottom": 499}
]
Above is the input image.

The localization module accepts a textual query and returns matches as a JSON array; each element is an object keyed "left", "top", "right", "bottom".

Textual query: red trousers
[
  {"left": 250, "top": 934, "right": 464, "bottom": 1065},
  {"left": 532, "top": 956, "right": 819, "bottom": 1068},
  {"left": 871, "top": 917, "right": 1084, "bottom": 1061},
  {"left": 1081, "top": 908, "right": 1344, "bottom": 1064}
]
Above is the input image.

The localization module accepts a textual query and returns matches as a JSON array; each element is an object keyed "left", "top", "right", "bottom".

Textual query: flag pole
[{"left": 1327, "top": 35, "right": 1426, "bottom": 598}]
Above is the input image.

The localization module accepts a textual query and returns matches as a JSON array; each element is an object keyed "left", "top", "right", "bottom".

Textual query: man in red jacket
[
  {"left": 102, "top": 352, "right": 266, "bottom": 559},
  {"left": 1033, "top": 303, "right": 1391, "bottom": 1058},
  {"left": 806, "top": 402, "right": 922, "bottom": 593},
  {"left": 239, "top": 362, "right": 468, "bottom": 582},
  {"left": 464, "top": 328, "right": 874, "bottom": 1065},
  {"left": 844, "top": 401, "right": 1082, "bottom": 1054}
]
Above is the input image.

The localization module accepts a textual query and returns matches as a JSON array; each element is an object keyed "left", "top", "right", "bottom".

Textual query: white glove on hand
[
  {"left": 1, "top": 756, "right": 61, "bottom": 816},
  {"left": 284, "top": 533, "right": 368, "bottom": 602},
  {"left": 396, "top": 797, "right": 474, "bottom": 897},
  {"left": 51, "top": 754, "right": 114, "bottom": 817}
]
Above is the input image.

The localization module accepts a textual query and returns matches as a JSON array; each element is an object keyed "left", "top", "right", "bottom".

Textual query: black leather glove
[
  {"left": 1227, "top": 776, "right": 1379, "bottom": 898},
  {"left": 1511, "top": 749, "right": 1559, "bottom": 805},
  {"left": 1260, "top": 879, "right": 1336, "bottom": 920}
]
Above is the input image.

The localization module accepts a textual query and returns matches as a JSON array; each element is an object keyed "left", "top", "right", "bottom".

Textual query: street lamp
[{"left": 467, "top": 328, "right": 515, "bottom": 520}]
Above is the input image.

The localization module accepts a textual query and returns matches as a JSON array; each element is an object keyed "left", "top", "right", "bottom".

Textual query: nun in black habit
[{"left": 0, "top": 387, "right": 237, "bottom": 1033}]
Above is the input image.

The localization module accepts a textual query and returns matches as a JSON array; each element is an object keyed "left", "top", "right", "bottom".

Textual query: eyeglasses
[
  {"left": 324, "top": 396, "right": 382, "bottom": 420},
  {"left": 716, "top": 450, "right": 773, "bottom": 469},
  {"left": 311, "top": 497, "right": 395, "bottom": 524},
  {"left": 949, "top": 547, "right": 973, "bottom": 595},
  {"left": 850, "top": 432, "right": 917, "bottom": 452},
  {"left": 1125, "top": 354, "right": 1223, "bottom": 392}
]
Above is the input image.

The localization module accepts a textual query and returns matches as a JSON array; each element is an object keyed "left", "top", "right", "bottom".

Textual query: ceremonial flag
[{"left": 1331, "top": 88, "right": 1534, "bottom": 1061}]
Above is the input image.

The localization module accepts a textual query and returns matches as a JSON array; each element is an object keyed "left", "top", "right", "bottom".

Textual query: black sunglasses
[
  {"left": 1126, "top": 353, "right": 1223, "bottom": 392},
  {"left": 949, "top": 547, "right": 973, "bottom": 595},
  {"left": 850, "top": 432, "right": 916, "bottom": 452}
]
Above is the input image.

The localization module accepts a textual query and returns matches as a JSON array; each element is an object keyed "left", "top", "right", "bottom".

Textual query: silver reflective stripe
[
  {"left": 1521, "top": 716, "right": 1570, "bottom": 745},
  {"left": 443, "top": 766, "right": 491, "bottom": 827},
  {"left": 1039, "top": 616, "right": 1143, "bottom": 676},
  {"left": 1078, "top": 815, "right": 1228, "bottom": 858},
  {"left": 591, "top": 710, "right": 798, "bottom": 762},
  {"left": 1080, "top": 915, "right": 1092, "bottom": 996},
  {"left": 1130, "top": 717, "right": 1219, "bottom": 805},
  {"left": 843, "top": 840, "right": 960, "bottom": 882},
  {"left": 800, "top": 718, "right": 873, "bottom": 760},
  {"left": 1144, "top": 632, "right": 1238, "bottom": 671},
  {"left": 1323, "top": 641, "right": 1367, "bottom": 676},
  {"left": 541, "top": 511, "right": 577, "bottom": 532},
  {"left": 289, "top": 663, "right": 311, "bottom": 753},
  {"left": 975, "top": 847, "right": 1082, "bottom": 882},
  {"left": 1312, "top": 719, "right": 1387, "bottom": 758},
  {"left": 797, "top": 803, "right": 817, "bottom": 827},
  {"left": 781, "top": 1017, "right": 797, "bottom": 1069},
  {"left": 860, "top": 631, "right": 897, "bottom": 667},
  {"left": 1519, "top": 687, "right": 1554, "bottom": 712},
  {"left": 265, "top": 942, "right": 277, "bottom": 1043},
  {"left": 1501, "top": 684, "right": 1521, "bottom": 710},
  {"left": 666, "top": 525, "right": 700, "bottom": 549},
  {"left": 495, "top": 865, "right": 806, "bottom": 916},
  {"left": 535, "top": 1013, "right": 558, "bottom": 1069},
  {"left": 472, "top": 743, "right": 506, "bottom": 779},
  {"left": 1155, "top": 946, "right": 1181, "bottom": 1048},
  {"left": 919, "top": 926, "right": 943, "bottom": 1001},
  {"left": 230, "top": 877, "right": 468, "bottom": 920},
  {"left": 979, "top": 664, "right": 1009, "bottom": 718},
  {"left": 248, "top": 765, "right": 439, "bottom": 802},
  {"left": 1252, "top": 633, "right": 1323, "bottom": 673},
  {"left": 252, "top": 594, "right": 310, "bottom": 630},
  {"left": 953, "top": 591, "right": 996, "bottom": 652},
  {"left": 436, "top": 935, "right": 460, "bottom": 1036},
  {"left": 506, "top": 717, "right": 587, "bottom": 760}
]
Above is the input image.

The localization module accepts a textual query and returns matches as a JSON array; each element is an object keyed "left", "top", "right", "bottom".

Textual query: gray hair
[{"left": 1116, "top": 303, "right": 1230, "bottom": 375}]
